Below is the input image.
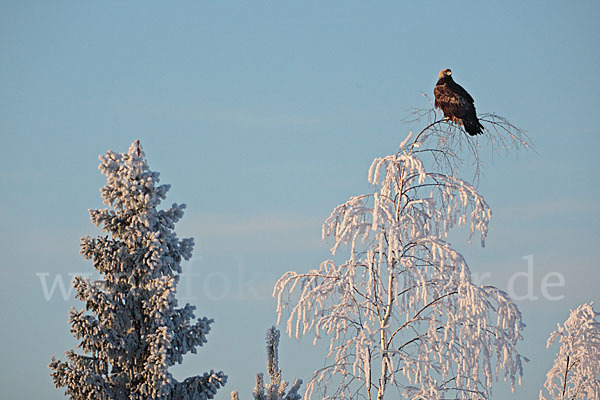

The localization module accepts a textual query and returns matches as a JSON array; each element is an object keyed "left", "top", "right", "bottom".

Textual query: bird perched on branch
[{"left": 434, "top": 68, "right": 484, "bottom": 136}]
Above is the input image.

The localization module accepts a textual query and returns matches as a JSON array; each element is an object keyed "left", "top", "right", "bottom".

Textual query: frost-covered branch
[
  {"left": 274, "top": 125, "right": 529, "bottom": 399},
  {"left": 539, "top": 302, "right": 600, "bottom": 400},
  {"left": 49, "top": 141, "right": 226, "bottom": 399},
  {"left": 232, "top": 326, "right": 302, "bottom": 400}
]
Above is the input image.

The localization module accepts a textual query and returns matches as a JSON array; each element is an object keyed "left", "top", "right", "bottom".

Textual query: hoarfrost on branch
[
  {"left": 539, "top": 302, "right": 600, "bottom": 400},
  {"left": 232, "top": 326, "right": 302, "bottom": 400},
  {"left": 49, "top": 141, "right": 226, "bottom": 400},
  {"left": 274, "top": 119, "right": 529, "bottom": 400}
]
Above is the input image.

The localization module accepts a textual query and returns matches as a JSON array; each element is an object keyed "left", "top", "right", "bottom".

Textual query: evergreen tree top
[{"left": 50, "top": 141, "right": 226, "bottom": 400}]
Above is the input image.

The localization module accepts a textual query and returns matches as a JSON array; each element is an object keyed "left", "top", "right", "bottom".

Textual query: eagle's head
[{"left": 438, "top": 68, "right": 452, "bottom": 80}]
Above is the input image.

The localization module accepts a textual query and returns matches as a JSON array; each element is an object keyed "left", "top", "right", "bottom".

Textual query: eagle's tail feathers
[{"left": 464, "top": 118, "right": 484, "bottom": 136}]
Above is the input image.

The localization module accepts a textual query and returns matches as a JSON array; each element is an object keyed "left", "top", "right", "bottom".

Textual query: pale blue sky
[{"left": 1, "top": 1, "right": 599, "bottom": 399}]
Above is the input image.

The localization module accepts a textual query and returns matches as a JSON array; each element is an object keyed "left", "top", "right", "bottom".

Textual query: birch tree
[
  {"left": 49, "top": 140, "right": 226, "bottom": 399},
  {"left": 539, "top": 302, "right": 600, "bottom": 400},
  {"left": 274, "top": 117, "right": 530, "bottom": 399}
]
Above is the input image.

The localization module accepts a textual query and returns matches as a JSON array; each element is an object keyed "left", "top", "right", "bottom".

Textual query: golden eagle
[{"left": 434, "top": 68, "right": 484, "bottom": 136}]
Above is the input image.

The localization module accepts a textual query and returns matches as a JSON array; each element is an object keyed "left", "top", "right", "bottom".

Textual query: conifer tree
[
  {"left": 231, "top": 326, "right": 302, "bottom": 400},
  {"left": 49, "top": 140, "right": 226, "bottom": 399}
]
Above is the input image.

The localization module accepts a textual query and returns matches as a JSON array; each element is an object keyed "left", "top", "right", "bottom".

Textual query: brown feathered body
[{"left": 434, "top": 69, "right": 483, "bottom": 136}]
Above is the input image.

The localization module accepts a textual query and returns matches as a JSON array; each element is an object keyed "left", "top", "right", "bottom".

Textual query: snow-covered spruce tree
[
  {"left": 539, "top": 302, "right": 600, "bottom": 400},
  {"left": 231, "top": 326, "right": 302, "bottom": 400},
  {"left": 49, "top": 140, "right": 226, "bottom": 399},
  {"left": 274, "top": 117, "right": 530, "bottom": 400}
]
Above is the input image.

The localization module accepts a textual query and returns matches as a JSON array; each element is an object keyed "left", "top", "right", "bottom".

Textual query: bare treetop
[{"left": 409, "top": 101, "right": 532, "bottom": 185}]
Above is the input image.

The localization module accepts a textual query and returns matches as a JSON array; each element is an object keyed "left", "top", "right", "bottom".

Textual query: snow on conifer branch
[
  {"left": 274, "top": 128, "right": 528, "bottom": 400},
  {"left": 539, "top": 302, "right": 600, "bottom": 400},
  {"left": 232, "top": 326, "right": 302, "bottom": 400},
  {"left": 49, "top": 141, "right": 226, "bottom": 399}
]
